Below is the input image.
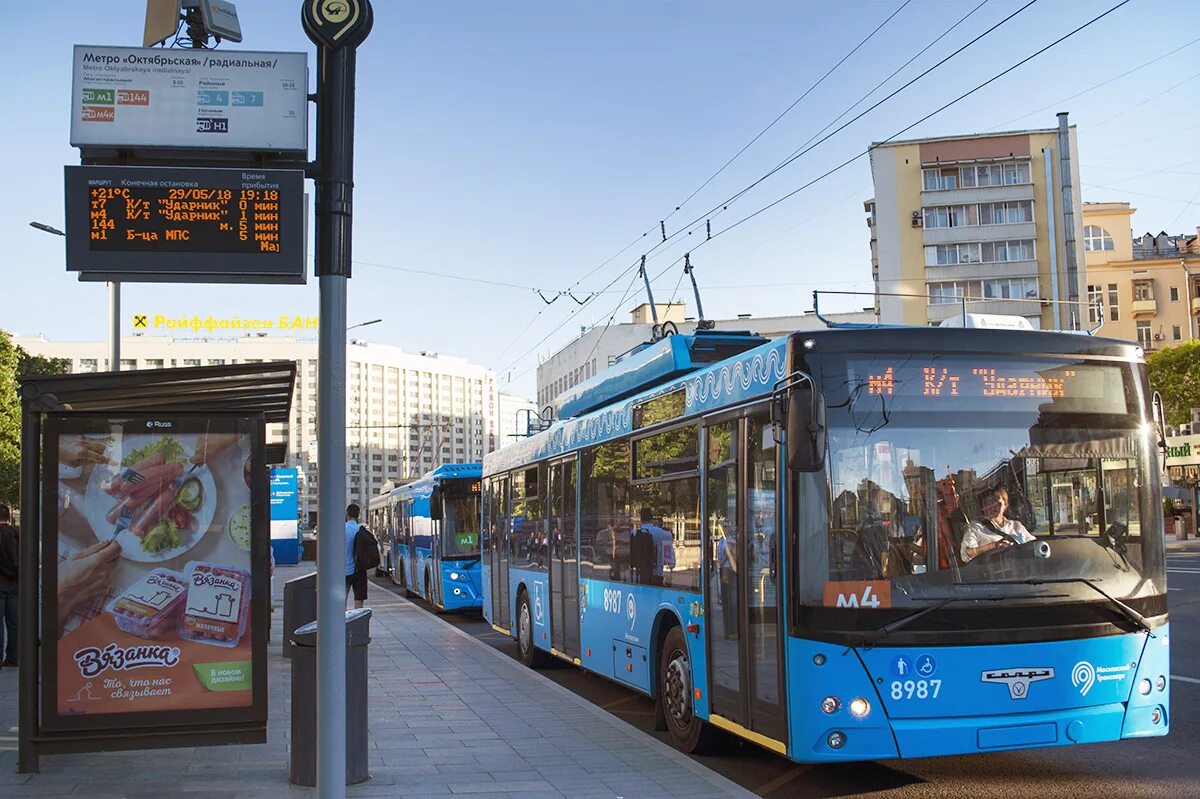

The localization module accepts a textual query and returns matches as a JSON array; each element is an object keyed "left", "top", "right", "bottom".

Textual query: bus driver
[{"left": 960, "top": 486, "right": 1034, "bottom": 562}]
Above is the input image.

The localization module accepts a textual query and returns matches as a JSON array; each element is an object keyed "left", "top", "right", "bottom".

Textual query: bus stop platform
[{"left": 0, "top": 565, "right": 753, "bottom": 799}]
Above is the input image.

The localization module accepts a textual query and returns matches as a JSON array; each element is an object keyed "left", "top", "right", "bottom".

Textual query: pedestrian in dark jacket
[{"left": 0, "top": 504, "right": 19, "bottom": 667}]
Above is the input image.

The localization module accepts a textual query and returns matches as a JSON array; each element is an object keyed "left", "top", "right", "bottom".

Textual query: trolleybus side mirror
[
  {"left": 430, "top": 486, "right": 444, "bottom": 521},
  {"left": 787, "top": 384, "right": 826, "bottom": 472}
]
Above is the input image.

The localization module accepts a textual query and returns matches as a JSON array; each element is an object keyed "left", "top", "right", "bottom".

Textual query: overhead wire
[
  {"left": 985, "top": 34, "right": 1200, "bottom": 132},
  {"left": 664, "top": 0, "right": 915, "bottom": 224},
  {"left": 501, "top": 0, "right": 1037, "bottom": 381},
  {"left": 640, "top": 0, "right": 1136, "bottom": 294},
  {"left": 490, "top": 1, "right": 919, "bottom": 371}
]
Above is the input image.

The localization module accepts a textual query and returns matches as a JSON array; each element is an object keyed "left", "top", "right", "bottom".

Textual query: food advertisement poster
[{"left": 42, "top": 414, "right": 267, "bottom": 731}]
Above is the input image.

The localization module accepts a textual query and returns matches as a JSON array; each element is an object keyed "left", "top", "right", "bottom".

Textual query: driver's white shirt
[{"left": 961, "top": 517, "right": 1034, "bottom": 562}]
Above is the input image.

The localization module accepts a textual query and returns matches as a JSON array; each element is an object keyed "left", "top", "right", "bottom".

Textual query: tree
[
  {"left": 1147, "top": 340, "right": 1200, "bottom": 427},
  {"left": 0, "top": 330, "right": 69, "bottom": 509}
]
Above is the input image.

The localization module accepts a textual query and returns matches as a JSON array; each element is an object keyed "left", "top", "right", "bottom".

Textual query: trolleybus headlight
[
  {"left": 849, "top": 698, "right": 871, "bottom": 718},
  {"left": 827, "top": 731, "right": 846, "bottom": 749},
  {"left": 1151, "top": 707, "right": 1162, "bottom": 725},
  {"left": 1139, "top": 678, "right": 1152, "bottom": 696},
  {"left": 1156, "top": 675, "right": 1167, "bottom": 692},
  {"left": 821, "top": 696, "right": 841, "bottom": 714},
  {"left": 450, "top": 572, "right": 460, "bottom": 580}
]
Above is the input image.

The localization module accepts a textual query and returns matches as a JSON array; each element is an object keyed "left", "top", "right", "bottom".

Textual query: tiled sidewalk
[{"left": 0, "top": 566, "right": 753, "bottom": 798}]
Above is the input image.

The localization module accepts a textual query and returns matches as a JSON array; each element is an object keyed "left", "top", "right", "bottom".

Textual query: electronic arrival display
[
  {"left": 64, "top": 165, "right": 305, "bottom": 284},
  {"left": 844, "top": 358, "right": 1130, "bottom": 415}
]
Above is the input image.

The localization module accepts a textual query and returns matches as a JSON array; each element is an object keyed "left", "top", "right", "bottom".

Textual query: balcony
[
  {"left": 1131, "top": 299, "right": 1157, "bottom": 317},
  {"left": 1192, "top": 296, "right": 1200, "bottom": 315}
]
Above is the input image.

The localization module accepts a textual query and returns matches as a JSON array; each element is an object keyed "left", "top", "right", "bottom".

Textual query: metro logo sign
[
  {"left": 823, "top": 580, "right": 892, "bottom": 609},
  {"left": 81, "top": 106, "right": 115, "bottom": 122}
]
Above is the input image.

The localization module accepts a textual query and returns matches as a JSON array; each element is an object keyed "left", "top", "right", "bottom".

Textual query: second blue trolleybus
[
  {"left": 369, "top": 463, "right": 483, "bottom": 612},
  {"left": 481, "top": 325, "right": 1169, "bottom": 761}
]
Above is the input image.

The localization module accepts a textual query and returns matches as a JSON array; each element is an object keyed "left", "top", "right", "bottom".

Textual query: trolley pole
[{"left": 302, "top": 2, "right": 373, "bottom": 796}]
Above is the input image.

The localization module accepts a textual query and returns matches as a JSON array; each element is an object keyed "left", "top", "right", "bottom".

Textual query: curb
[{"left": 364, "top": 579, "right": 759, "bottom": 799}]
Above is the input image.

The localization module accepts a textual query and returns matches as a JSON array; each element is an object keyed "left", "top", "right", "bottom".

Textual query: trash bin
[
  {"left": 1176, "top": 517, "right": 1189, "bottom": 541},
  {"left": 289, "top": 609, "right": 372, "bottom": 786},
  {"left": 282, "top": 572, "right": 317, "bottom": 659}
]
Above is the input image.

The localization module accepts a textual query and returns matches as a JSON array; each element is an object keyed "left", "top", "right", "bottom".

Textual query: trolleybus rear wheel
[
  {"left": 516, "top": 590, "right": 548, "bottom": 668},
  {"left": 659, "top": 626, "right": 714, "bottom": 753}
]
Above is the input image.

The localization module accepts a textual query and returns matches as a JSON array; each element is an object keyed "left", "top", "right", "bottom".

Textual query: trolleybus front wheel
[
  {"left": 659, "top": 626, "right": 714, "bottom": 753},
  {"left": 516, "top": 589, "right": 549, "bottom": 668}
]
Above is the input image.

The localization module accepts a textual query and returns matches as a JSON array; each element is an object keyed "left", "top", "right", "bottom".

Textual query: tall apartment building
[
  {"left": 12, "top": 335, "right": 531, "bottom": 523},
  {"left": 867, "top": 115, "right": 1085, "bottom": 328},
  {"left": 535, "top": 302, "right": 875, "bottom": 411},
  {"left": 1081, "top": 202, "right": 1200, "bottom": 350}
]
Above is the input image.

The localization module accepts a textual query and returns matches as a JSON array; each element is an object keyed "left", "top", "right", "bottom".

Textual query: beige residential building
[
  {"left": 866, "top": 115, "right": 1085, "bottom": 328},
  {"left": 1082, "top": 202, "right": 1200, "bottom": 350}
]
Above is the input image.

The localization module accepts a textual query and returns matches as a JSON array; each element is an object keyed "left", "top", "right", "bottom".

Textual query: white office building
[
  {"left": 13, "top": 334, "right": 531, "bottom": 524},
  {"left": 535, "top": 303, "right": 876, "bottom": 412}
]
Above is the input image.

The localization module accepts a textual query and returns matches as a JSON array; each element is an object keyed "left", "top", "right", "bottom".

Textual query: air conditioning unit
[
  {"left": 1154, "top": 332, "right": 1164, "bottom": 341},
  {"left": 911, "top": 211, "right": 923, "bottom": 228}
]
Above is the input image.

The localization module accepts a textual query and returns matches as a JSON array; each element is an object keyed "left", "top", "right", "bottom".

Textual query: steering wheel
[{"left": 965, "top": 537, "right": 1035, "bottom": 567}]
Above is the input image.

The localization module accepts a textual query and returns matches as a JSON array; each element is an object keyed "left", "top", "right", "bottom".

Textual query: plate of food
[{"left": 83, "top": 434, "right": 218, "bottom": 563}]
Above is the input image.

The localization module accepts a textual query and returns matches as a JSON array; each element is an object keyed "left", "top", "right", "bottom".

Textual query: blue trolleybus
[
  {"left": 369, "top": 463, "right": 483, "bottom": 612},
  {"left": 481, "top": 326, "right": 1169, "bottom": 761}
]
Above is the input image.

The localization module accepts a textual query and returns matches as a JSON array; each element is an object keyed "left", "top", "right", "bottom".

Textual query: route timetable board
[
  {"left": 64, "top": 165, "right": 305, "bottom": 284},
  {"left": 70, "top": 45, "right": 307, "bottom": 152}
]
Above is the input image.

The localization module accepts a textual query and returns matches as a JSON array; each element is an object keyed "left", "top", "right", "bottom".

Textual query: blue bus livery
[
  {"left": 481, "top": 327, "right": 1169, "bottom": 762},
  {"left": 369, "top": 463, "right": 483, "bottom": 612}
]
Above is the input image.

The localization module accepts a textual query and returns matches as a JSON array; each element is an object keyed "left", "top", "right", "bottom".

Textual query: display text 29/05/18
[{"left": 64, "top": 165, "right": 305, "bottom": 283}]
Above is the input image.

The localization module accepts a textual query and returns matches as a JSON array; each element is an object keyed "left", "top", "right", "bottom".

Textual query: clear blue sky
[{"left": 3, "top": 1, "right": 1198, "bottom": 397}]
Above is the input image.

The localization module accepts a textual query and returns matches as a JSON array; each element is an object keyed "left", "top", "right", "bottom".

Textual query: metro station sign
[{"left": 69, "top": 45, "right": 307, "bottom": 152}]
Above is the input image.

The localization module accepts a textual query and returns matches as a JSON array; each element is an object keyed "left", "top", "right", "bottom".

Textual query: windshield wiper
[
  {"left": 970, "top": 578, "right": 1153, "bottom": 635},
  {"left": 853, "top": 594, "right": 1008, "bottom": 649}
]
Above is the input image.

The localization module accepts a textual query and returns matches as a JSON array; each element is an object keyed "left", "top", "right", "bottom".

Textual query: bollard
[
  {"left": 289, "top": 608, "right": 372, "bottom": 786},
  {"left": 282, "top": 571, "right": 317, "bottom": 659}
]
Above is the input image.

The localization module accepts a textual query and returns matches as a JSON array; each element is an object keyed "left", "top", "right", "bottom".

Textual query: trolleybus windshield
[
  {"left": 442, "top": 479, "right": 481, "bottom": 557},
  {"left": 803, "top": 354, "right": 1166, "bottom": 618}
]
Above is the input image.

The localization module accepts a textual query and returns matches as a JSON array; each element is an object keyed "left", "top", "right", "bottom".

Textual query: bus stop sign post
[{"left": 301, "top": 0, "right": 373, "bottom": 795}]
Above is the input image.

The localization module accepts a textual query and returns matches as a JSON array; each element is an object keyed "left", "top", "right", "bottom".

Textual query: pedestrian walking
[
  {"left": 0, "top": 504, "right": 19, "bottom": 667},
  {"left": 345, "top": 503, "right": 368, "bottom": 610}
]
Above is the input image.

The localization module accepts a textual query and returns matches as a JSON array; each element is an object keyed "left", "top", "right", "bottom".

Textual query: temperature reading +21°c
[{"left": 88, "top": 184, "right": 284, "bottom": 254}]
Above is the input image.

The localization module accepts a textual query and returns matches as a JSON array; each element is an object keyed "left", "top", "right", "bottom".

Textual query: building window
[
  {"left": 1173, "top": 325, "right": 1183, "bottom": 341},
  {"left": 120, "top": 359, "right": 138, "bottom": 369},
  {"left": 1170, "top": 286, "right": 1180, "bottom": 302},
  {"left": 1107, "top": 284, "right": 1119, "bottom": 321},
  {"left": 1133, "top": 279, "right": 1154, "bottom": 302},
  {"left": 79, "top": 358, "right": 98, "bottom": 373},
  {"left": 1135, "top": 321, "right": 1152, "bottom": 349},
  {"left": 1084, "top": 225, "right": 1115, "bottom": 252},
  {"left": 982, "top": 277, "right": 1039, "bottom": 300},
  {"left": 925, "top": 239, "right": 1033, "bottom": 266},
  {"left": 1087, "top": 285, "right": 1104, "bottom": 325}
]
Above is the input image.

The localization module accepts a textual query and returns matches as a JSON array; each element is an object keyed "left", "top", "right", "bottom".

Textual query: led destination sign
[
  {"left": 844, "top": 358, "right": 1130, "bottom": 415},
  {"left": 65, "top": 165, "right": 305, "bottom": 284}
]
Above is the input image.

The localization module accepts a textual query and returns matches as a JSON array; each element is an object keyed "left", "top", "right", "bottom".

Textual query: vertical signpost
[{"left": 300, "top": 1, "right": 373, "bottom": 795}]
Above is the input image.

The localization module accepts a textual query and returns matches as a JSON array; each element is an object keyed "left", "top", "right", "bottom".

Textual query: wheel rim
[
  {"left": 519, "top": 602, "right": 532, "bottom": 655},
  {"left": 664, "top": 647, "right": 693, "bottom": 729}
]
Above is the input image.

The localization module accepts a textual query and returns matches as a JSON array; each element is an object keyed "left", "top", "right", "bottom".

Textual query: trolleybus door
[
  {"left": 548, "top": 457, "right": 581, "bottom": 658},
  {"left": 704, "top": 410, "right": 787, "bottom": 744},
  {"left": 494, "top": 475, "right": 512, "bottom": 629}
]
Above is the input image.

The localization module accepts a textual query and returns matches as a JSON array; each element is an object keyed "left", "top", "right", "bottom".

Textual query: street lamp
[
  {"left": 347, "top": 318, "right": 382, "bottom": 332},
  {"left": 29, "top": 220, "right": 121, "bottom": 372}
]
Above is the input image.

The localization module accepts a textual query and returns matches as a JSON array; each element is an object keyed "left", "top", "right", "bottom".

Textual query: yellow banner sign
[{"left": 133, "top": 314, "right": 318, "bottom": 333}]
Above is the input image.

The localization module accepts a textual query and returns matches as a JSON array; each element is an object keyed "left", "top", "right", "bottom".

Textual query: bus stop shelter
[{"left": 17, "top": 361, "right": 296, "bottom": 773}]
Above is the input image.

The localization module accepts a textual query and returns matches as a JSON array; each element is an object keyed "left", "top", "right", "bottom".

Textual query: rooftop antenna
[
  {"left": 683, "top": 253, "right": 714, "bottom": 330},
  {"left": 638, "top": 255, "right": 662, "bottom": 340}
]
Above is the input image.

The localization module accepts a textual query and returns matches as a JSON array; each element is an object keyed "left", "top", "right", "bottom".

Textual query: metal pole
[
  {"left": 108, "top": 281, "right": 121, "bottom": 370},
  {"left": 1057, "top": 112, "right": 1080, "bottom": 329},
  {"left": 316, "top": 274, "right": 347, "bottom": 795}
]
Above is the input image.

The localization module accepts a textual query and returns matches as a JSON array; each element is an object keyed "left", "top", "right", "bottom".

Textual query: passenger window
[{"left": 582, "top": 441, "right": 631, "bottom": 583}]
